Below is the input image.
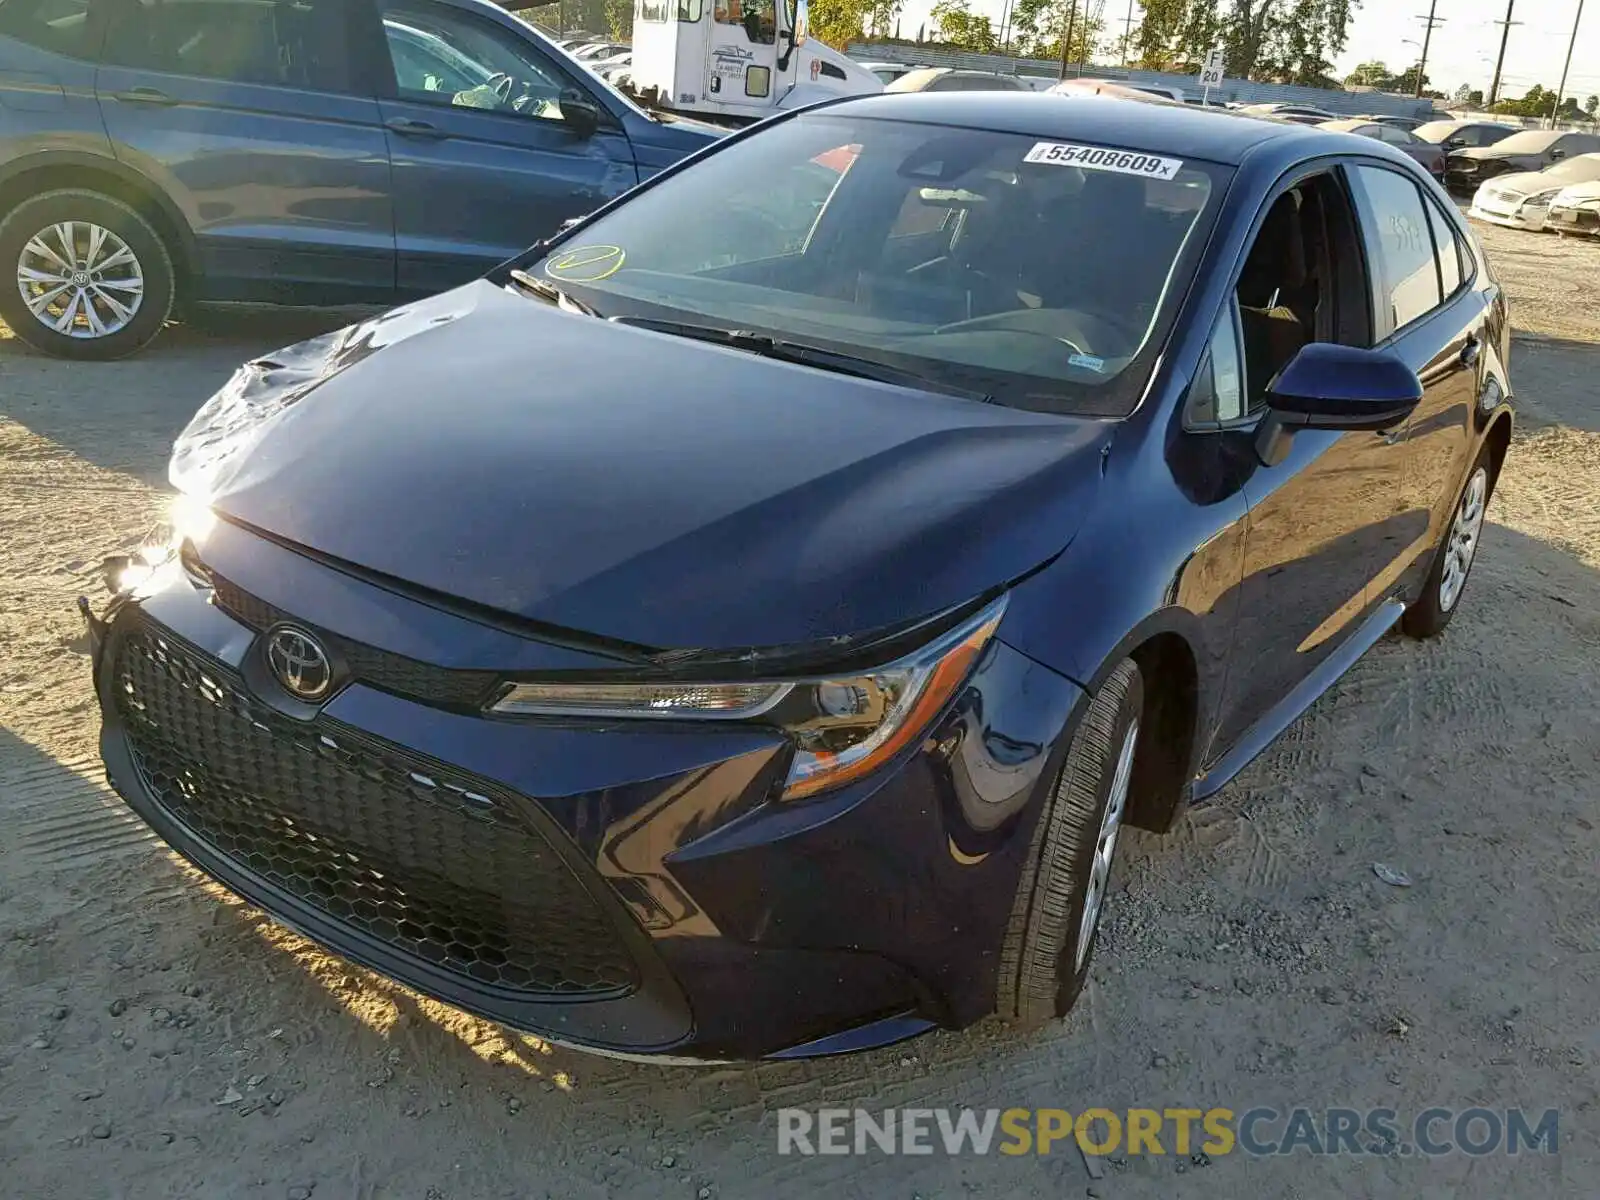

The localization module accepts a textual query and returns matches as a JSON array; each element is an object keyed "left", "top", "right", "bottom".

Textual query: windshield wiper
[
  {"left": 508, "top": 268, "right": 599, "bottom": 317},
  {"left": 608, "top": 316, "right": 991, "bottom": 401}
]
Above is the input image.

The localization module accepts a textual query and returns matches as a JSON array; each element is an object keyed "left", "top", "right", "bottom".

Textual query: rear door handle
[
  {"left": 385, "top": 117, "right": 447, "bottom": 140},
  {"left": 112, "top": 87, "right": 177, "bottom": 106}
]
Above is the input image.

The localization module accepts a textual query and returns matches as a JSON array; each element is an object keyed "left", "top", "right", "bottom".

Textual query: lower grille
[{"left": 113, "top": 621, "right": 639, "bottom": 998}]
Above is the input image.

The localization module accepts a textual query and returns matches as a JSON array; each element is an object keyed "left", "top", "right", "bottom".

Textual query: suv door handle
[
  {"left": 1460, "top": 336, "right": 1482, "bottom": 368},
  {"left": 385, "top": 117, "right": 447, "bottom": 140},
  {"left": 112, "top": 87, "right": 177, "bottom": 106}
]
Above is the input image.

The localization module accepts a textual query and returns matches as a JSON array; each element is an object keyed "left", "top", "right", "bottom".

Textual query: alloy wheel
[
  {"left": 1075, "top": 717, "right": 1139, "bottom": 969},
  {"left": 15, "top": 221, "right": 145, "bottom": 339},
  {"left": 1439, "top": 466, "right": 1488, "bottom": 613}
]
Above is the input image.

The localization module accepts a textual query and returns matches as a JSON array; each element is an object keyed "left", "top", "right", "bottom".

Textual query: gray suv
[{"left": 0, "top": 0, "right": 719, "bottom": 358}]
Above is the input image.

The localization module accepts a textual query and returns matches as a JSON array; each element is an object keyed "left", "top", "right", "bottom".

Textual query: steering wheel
[{"left": 485, "top": 71, "right": 516, "bottom": 104}]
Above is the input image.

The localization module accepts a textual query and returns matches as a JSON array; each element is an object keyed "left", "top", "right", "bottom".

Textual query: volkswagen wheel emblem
[{"left": 265, "top": 625, "right": 333, "bottom": 700}]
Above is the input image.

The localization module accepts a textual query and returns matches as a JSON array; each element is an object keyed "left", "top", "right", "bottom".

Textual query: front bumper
[
  {"left": 1468, "top": 198, "right": 1550, "bottom": 231},
  {"left": 87, "top": 528, "right": 1083, "bottom": 1061},
  {"left": 1546, "top": 205, "right": 1600, "bottom": 236}
]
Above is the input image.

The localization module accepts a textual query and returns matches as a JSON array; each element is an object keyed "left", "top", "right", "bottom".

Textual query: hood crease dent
[{"left": 172, "top": 283, "right": 1112, "bottom": 653}]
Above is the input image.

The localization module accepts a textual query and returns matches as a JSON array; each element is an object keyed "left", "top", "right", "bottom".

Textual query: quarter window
[
  {"left": 1355, "top": 165, "right": 1441, "bottom": 333},
  {"left": 1424, "top": 199, "right": 1463, "bottom": 298},
  {"left": 1187, "top": 303, "right": 1247, "bottom": 426},
  {"left": 0, "top": 0, "right": 91, "bottom": 57},
  {"left": 100, "top": 0, "right": 354, "bottom": 92}
]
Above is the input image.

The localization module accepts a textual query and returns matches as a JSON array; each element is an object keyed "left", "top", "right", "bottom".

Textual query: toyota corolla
[{"left": 88, "top": 95, "right": 1513, "bottom": 1062}]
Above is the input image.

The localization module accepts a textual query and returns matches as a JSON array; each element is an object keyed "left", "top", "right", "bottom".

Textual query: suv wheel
[{"left": 0, "top": 189, "right": 175, "bottom": 360}]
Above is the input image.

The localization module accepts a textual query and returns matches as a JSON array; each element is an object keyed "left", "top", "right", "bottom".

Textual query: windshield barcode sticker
[{"left": 1024, "top": 142, "right": 1184, "bottom": 180}]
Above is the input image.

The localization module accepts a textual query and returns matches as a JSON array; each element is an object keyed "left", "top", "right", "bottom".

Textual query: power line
[
  {"left": 1488, "top": 0, "right": 1522, "bottom": 107},
  {"left": 1549, "top": 0, "right": 1587, "bottom": 127},
  {"left": 1415, "top": 1, "right": 1445, "bottom": 98}
]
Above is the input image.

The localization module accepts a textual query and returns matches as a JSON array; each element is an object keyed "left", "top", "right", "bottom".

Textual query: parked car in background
[
  {"left": 1446, "top": 129, "right": 1600, "bottom": 194},
  {"left": 856, "top": 60, "right": 920, "bottom": 85},
  {"left": 1318, "top": 119, "right": 1445, "bottom": 179},
  {"left": 1048, "top": 78, "right": 1171, "bottom": 103},
  {"left": 571, "top": 40, "right": 629, "bottom": 61},
  {"left": 1239, "top": 102, "right": 1338, "bottom": 124},
  {"left": 90, "top": 95, "right": 1512, "bottom": 1064},
  {"left": 884, "top": 67, "right": 1028, "bottom": 93},
  {"left": 0, "top": 0, "right": 720, "bottom": 359},
  {"left": 1361, "top": 114, "right": 1426, "bottom": 132},
  {"left": 1469, "top": 152, "right": 1600, "bottom": 232},
  {"left": 1413, "top": 119, "right": 1517, "bottom": 153},
  {"left": 1546, "top": 177, "right": 1600, "bottom": 237}
]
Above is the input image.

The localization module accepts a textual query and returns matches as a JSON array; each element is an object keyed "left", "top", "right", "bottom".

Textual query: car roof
[
  {"left": 820, "top": 92, "right": 1312, "bottom": 166},
  {"left": 1319, "top": 118, "right": 1370, "bottom": 131}
]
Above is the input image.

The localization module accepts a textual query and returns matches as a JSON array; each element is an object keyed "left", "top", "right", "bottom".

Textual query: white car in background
[{"left": 1470, "top": 152, "right": 1600, "bottom": 232}]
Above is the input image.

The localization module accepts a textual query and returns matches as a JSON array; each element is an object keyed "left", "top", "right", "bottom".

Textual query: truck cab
[{"left": 626, "top": 0, "right": 878, "bottom": 123}]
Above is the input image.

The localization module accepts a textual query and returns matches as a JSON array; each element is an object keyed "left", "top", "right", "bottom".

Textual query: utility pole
[
  {"left": 1059, "top": 0, "right": 1079, "bottom": 81},
  {"left": 1489, "top": 0, "right": 1520, "bottom": 108},
  {"left": 1414, "top": 1, "right": 1444, "bottom": 99},
  {"left": 1550, "top": 0, "right": 1586, "bottom": 128},
  {"left": 1120, "top": 0, "right": 1135, "bottom": 65}
]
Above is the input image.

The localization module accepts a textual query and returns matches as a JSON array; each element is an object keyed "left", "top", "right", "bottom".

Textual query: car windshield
[
  {"left": 1541, "top": 153, "right": 1600, "bottom": 184},
  {"left": 1491, "top": 131, "right": 1562, "bottom": 154},
  {"left": 520, "top": 113, "right": 1228, "bottom": 416}
]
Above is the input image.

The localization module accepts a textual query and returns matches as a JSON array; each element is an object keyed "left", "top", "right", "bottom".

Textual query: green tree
[
  {"left": 929, "top": 0, "right": 997, "bottom": 51},
  {"left": 1345, "top": 60, "right": 1392, "bottom": 88},
  {"left": 1016, "top": 0, "right": 1104, "bottom": 62},
  {"left": 1491, "top": 84, "right": 1549, "bottom": 118},
  {"left": 1466, "top": 88, "right": 1484, "bottom": 107},
  {"left": 604, "top": 0, "right": 632, "bottom": 39},
  {"left": 1132, "top": 0, "right": 1356, "bottom": 83},
  {"left": 1392, "top": 63, "right": 1428, "bottom": 95},
  {"left": 1585, "top": 95, "right": 1599, "bottom": 119},
  {"left": 807, "top": 0, "right": 900, "bottom": 48}
]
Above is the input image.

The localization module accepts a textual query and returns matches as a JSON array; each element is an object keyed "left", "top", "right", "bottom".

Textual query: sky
[{"left": 888, "top": 0, "right": 1599, "bottom": 102}]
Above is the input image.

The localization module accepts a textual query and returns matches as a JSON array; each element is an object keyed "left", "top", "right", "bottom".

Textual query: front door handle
[
  {"left": 1460, "top": 336, "right": 1482, "bottom": 368},
  {"left": 385, "top": 117, "right": 447, "bottom": 140},
  {"left": 112, "top": 87, "right": 177, "bottom": 106}
]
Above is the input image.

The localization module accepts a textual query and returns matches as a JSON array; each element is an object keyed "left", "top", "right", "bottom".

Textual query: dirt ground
[{"left": 1, "top": 221, "right": 1597, "bottom": 1200}]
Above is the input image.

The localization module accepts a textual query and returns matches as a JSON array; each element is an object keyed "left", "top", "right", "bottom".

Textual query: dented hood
[{"left": 171, "top": 282, "right": 1110, "bottom": 651}]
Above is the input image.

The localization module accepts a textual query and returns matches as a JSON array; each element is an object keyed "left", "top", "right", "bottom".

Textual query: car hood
[
  {"left": 1554, "top": 181, "right": 1600, "bottom": 204},
  {"left": 171, "top": 282, "right": 1111, "bottom": 653},
  {"left": 1454, "top": 147, "right": 1540, "bottom": 166},
  {"left": 1480, "top": 170, "right": 1554, "bottom": 197}
]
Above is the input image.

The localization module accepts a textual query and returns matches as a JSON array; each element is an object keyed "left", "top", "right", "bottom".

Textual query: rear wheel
[
  {"left": 998, "top": 658, "right": 1142, "bottom": 1026},
  {"left": 0, "top": 189, "right": 174, "bottom": 360},
  {"left": 1402, "top": 450, "right": 1491, "bottom": 639}
]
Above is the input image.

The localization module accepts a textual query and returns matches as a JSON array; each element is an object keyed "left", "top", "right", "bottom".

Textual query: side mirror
[
  {"left": 1444, "top": 137, "right": 1463, "bottom": 149},
  {"left": 1256, "top": 343, "right": 1423, "bottom": 465},
  {"left": 1549, "top": 148, "right": 1566, "bottom": 160},
  {"left": 559, "top": 91, "right": 602, "bottom": 138}
]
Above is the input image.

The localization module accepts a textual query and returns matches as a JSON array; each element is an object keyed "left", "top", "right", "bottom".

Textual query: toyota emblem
[{"left": 265, "top": 625, "right": 333, "bottom": 700}]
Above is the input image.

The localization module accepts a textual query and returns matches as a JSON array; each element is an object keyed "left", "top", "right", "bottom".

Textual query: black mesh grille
[
  {"left": 209, "top": 575, "right": 499, "bottom": 709},
  {"left": 114, "top": 622, "right": 639, "bottom": 998}
]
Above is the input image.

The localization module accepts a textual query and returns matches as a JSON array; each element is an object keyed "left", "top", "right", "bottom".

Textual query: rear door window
[
  {"left": 1353, "top": 164, "right": 1442, "bottom": 336},
  {"left": 100, "top": 0, "right": 355, "bottom": 92},
  {"left": 0, "top": 0, "right": 92, "bottom": 56},
  {"left": 1423, "top": 199, "right": 1463, "bottom": 298}
]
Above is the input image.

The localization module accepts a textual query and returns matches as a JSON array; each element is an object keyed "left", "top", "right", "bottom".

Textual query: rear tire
[
  {"left": 998, "top": 658, "right": 1143, "bottom": 1026},
  {"left": 1401, "top": 449, "right": 1492, "bottom": 639},
  {"left": 0, "top": 189, "right": 175, "bottom": 360}
]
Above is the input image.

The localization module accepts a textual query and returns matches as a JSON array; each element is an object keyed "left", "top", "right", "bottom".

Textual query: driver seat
[{"left": 1236, "top": 193, "right": 1310, "bottom": 403}]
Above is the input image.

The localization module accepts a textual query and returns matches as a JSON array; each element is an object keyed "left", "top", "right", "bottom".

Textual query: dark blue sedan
[{"left": 87, "top": 93, "right": 1514, "bottom": 1061}]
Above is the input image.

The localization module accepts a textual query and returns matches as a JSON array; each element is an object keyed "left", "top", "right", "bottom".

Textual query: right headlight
[{"left": 490, "top": 596, "right": 1008, "bottom": 801}]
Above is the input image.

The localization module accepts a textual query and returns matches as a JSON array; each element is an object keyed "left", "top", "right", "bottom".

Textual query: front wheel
[
  {"left": 1402, "top": 452, "right": 1491, "bottom": 639},
  {"left": 998, "top": 658, "right": 1143, "bottom": 1026},
  {"left": 0, "top": 189, "right": 175, "bottom": 360}
]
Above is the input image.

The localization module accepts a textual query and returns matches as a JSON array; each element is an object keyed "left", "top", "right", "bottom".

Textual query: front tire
[
  {"left": 0, "top": 189, "right": 175, "bottom": 360},
  {"left": 1402, "top": 451, "right": 1491, "bottom": 639},
  {"left": 998, "top": 658, "right": 1142, "bottom": 1026}
]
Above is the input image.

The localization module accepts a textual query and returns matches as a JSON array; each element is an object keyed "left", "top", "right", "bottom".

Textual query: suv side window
[
  {"left": 380, "top": 0, "right": 579, "bottom": 124},
  {"left": 101, "top": 0, "right": 353, "bottom": 92},
  {"left": 0, "top": 0, "right": 91, "bottom": 57},
  {"left": 1353, "top": 165, "right": 1441, "bottom": 335}
]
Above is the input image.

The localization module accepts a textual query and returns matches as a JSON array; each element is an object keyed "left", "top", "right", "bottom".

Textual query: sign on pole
[{"left": 1199, "top": 46, "right": 1225, "bottom": 103}]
